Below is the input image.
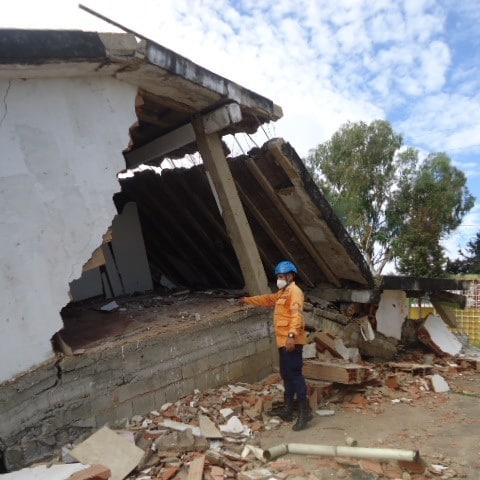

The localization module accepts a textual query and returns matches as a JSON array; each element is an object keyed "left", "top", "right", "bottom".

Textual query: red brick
[
  {"left": 359, "top": 459, "right": 384, "bottom": 475},
  {"left": 162, "top": 466, "right": 179, "bottom": 480},
  {"left": 383, "top": 462, "right": 404, "bottom": 479},
  {"left": 68, "top": 465, "right": 111, "bottom": 480},
  {"left": 209, "top": 466, "right": 224, "bottom": 480},
  {"left": 398, "top": 459, "right": 427, "bottom": 474},
  {"left": 385, "top": 374, "right": 399, "bottom": 389}
]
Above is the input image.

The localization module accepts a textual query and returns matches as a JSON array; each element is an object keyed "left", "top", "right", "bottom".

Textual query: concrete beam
[
  {"left": 124, "top": 103, "right": 242, "bottom": 169},
  {"left": 381, "top": 275, "right": 472, "bottom": 292},
  {"left": 193, "top": 120, "right": 269, "bottom": 295},
  {"left": 309, "top": 287, "right": 377, "bottom": 304}
]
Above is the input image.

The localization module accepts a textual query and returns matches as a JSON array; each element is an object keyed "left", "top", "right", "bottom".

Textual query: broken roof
[
  {"left": 116, "top": 138, "right": 374, "bottom": 291},
  {"left": 0, "top": 28, "right": 282, "bottom": 163},
  {"left": 0, "top": 28, "right": 372, "bottom": 292}
]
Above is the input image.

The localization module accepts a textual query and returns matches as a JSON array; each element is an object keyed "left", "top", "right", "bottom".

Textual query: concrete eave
[
  {"left": 143, "top": 40, "right": 282, "bottom": 121},
  {"left": 0, "top": 29, "right": 282, "bottom": 125}
]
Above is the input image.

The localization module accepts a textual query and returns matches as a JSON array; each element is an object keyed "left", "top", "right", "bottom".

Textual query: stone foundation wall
[{"left": 0, "top": 308, "right": 276, "bottom": 471}]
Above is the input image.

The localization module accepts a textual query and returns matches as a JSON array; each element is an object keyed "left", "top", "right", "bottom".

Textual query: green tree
[
  {"left": 446, "top": 232, "right": 480, "bottom": 275},
  {"left": 305, "top": 120, "right": 475, "bottom": 277}
]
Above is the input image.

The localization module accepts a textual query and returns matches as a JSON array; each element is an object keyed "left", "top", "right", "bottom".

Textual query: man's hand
[
  {"left": 285, "top": 337, "right": 295, "bottom": 351},
  {"left": 238, "top": 297, "right": 247, "bottom": 306}
]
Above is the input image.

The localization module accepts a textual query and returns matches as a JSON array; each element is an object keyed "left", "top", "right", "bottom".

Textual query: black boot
[
  {"left": 292, "top": 398, "right": 313, "bottom": 431},
  {"left": 267, "top": 396, "right": 295, "bottom": 421}
]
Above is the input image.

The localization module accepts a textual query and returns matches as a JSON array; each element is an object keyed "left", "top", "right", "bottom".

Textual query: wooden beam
[
  {"left": 245, "top": 158, "right": 341, "bottom": 288},
  {"left": 187, "top": 454, "right": 205, "bottom": 480},
  {"left": 235, "top": 181, "right": 315, "bottom": 288},
  {"left": 125, "top": 123, "right": 195, "bottom": 168},
  {"left": 124, "top": 103, "right": 242, "bottom": 169},
  {"left": 193, "top": 121, "right": 269, "bottom": 295},
  {"left": 82, "top": 245, "right": 106, "bottom": 272}
]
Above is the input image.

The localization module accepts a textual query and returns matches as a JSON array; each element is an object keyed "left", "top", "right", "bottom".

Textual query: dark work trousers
[{"left": 278, "top": 345, "right": 307, "bottom": 401}]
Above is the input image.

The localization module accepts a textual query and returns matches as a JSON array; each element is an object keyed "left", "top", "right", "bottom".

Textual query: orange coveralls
[{"left": 243, "top": 282, "right": 306, "bottom": 347}]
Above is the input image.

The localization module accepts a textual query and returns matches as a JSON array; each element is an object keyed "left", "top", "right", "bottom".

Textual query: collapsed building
[{"left": 0, "top": 28, "right": 471, "bottom": 472}]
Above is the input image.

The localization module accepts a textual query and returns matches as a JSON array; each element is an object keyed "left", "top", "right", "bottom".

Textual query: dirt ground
[{"left": 259, "top": 357, "right": 480, "bottom": 479}]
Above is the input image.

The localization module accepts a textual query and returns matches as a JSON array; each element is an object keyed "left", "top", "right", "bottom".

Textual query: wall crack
[{"left": 0, "top": 80, "right": 12, "bottom": 130}]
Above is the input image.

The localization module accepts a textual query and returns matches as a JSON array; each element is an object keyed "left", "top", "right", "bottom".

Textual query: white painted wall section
[
  {"left": 376, "top": 290, "right": 409, "bottom": 340},
  {"left": 0, "top": 77, "right": 137, "bottom": 382}
]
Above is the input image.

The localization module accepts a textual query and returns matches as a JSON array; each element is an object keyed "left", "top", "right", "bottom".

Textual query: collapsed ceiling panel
[{"left": 117, "top": 138, "right": 373, "bottom": 291}]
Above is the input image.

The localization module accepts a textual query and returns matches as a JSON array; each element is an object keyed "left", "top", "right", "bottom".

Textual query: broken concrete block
[
  {"left": 158, "top": 419, "right": 201, "bottom": 436},
  {"left": 238, "top": 468, "right": 273, "bottom": 480},
  {"left": 315, "top": 409, "right": 335, "bottom": 416},
  {"left": 376, "top": 290, "right": 408, "bottom": 340},
  {"left": 418, "top": 314, "right": 462, "bottom": 356},
  {"left": 199, "top": 414, "right": 223, "bottom": 439},
  {"left": 428, "top": 374, "right": 450, "bottom": 393},
  {"left": 228, "top": 384, "right": 250, "bottom": 394},
  {"left": 241, "top": 444, "right": 265, "bottom": 461},
  {"left": 1, "top": 464, "right": 89, "bottom": 480},
  {"left": 219, "top": 416, "right": 251, "bottom": 436},
  {"left": 100, "top": 300, "right": 119, "bottom": 312},
  {"left": 177, "top": 429, "right": 196, "bottom": 451},
  {"left": 302, "top": 342, "right": 317, "bottom": 359},
  {"left": 70, "top": 426, "right": 144, "bottom": 480},
  {"left": 359, "top": 333, "right": 397, "bottom": 361},
  {"left": 219, "top": 407, "right": 234, "bottom": 418},
  {"left": 155, "top": 431, "right": 195, "bottom": 452},
  {"left": 334, "top": 338, "right": 351, "bottom": 360},
  {"left": 348, "top": 347, "right": 361, "bottom": 363}
]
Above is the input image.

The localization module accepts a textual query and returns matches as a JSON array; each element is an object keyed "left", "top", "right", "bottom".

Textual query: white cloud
[{"left": 2, "top": 0, "right": 480, "bottom": 241}]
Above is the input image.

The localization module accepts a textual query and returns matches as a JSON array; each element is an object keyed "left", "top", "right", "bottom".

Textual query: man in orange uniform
[{"left": 239, "top": 260, "right": 312, "bottom": 431}]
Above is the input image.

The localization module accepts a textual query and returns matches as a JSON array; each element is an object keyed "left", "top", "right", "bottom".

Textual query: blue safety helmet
[{"left": 274, "top": 260, "right": 297, "bottom": 275}]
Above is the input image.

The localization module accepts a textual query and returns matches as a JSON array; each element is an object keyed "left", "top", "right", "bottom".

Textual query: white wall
[{"left": 0, "top": 76, "right": 137, "bottom": 382}]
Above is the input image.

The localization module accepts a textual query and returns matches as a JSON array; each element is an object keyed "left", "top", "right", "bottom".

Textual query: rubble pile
[
  {"left": 7, "top": 298, "right": 480, "bottom": 480},
  {"left": 7, "top": 343, "right": 480, "bottom": 480}
]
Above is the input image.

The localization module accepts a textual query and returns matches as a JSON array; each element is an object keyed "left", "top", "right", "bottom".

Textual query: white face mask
[{"left": 277, "top": 279, "right": 288, "bottom": 290}]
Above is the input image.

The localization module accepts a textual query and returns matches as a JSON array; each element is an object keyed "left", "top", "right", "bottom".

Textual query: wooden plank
[
  {"left": 125, "top": 104, "right": 243, "bottom": 169},
  {"left": 245, "top": 158, "right": 341, "bottom": 287},
  {"left": 193, "top": 122, "right": 268, "bottom": 295},
  {"left": 265, "top": 140, "right": 343, "bottom": 286},
  {"left": 303, "top": 360, "right": 371, "bottom": 384},
  {"left": 235, "top": 181, "right": 315, "bottom": 287},
  {"left": 125, "top": 123, "right": 195, "bottom": 168},
  {"left": 187, "top": 454, "right": 205, "bottom": 480},
  {"left": 82, "top": 245, "right": 106, "bottom": 272}
]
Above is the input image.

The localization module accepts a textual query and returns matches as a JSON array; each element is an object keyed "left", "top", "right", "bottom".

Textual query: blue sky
[{"left": 3, "top": 0, "right": 480, "bottom": 261}]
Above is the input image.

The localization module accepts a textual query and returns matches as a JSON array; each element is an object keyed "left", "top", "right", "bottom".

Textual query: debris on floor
[{"left": 10, "top": 341, "right": 479, "bottom": 480}]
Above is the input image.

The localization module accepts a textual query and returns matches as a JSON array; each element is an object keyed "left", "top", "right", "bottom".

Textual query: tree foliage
[
  {"left": 305, "top": 120, "right": 475, "bottom": 277},
  {"left": 446, "top": 232, "right": 480, "bottom": 275}
]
